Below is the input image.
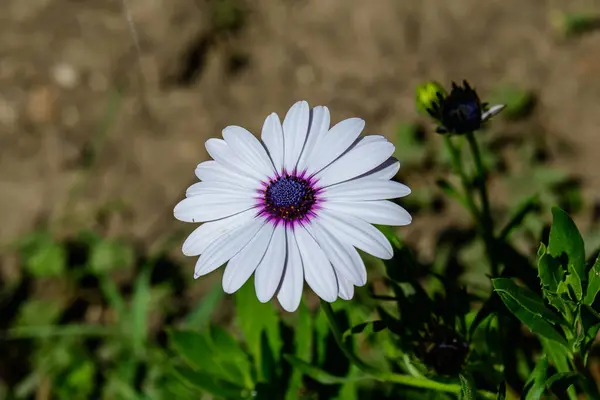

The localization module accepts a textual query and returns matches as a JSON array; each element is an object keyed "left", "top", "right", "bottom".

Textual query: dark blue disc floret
[{"left": 263, "top": 175, "right": 317, "bottom": 222}]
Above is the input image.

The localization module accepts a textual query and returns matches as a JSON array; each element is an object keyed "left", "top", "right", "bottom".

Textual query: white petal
[
  {"left": 296, "top": 106, "right": 330, "bottom": 173},
  {"left": 305, "top": 117, "right": 365, "bottom": 175},
  {"left": 261, "top": 113, "right": 285, "bottom": 174},
  {"left": 282, "top": 101, "right": 310, "bottom": 172},
  {"left": 323, "top": 180, "right": 411, "bottom": 201},
  {"left": 322, "top": 201, "right": 412, "bottom": 226},
  {"left": 205, "top": 138, "right": 265, "bottom": 182},
  {"left": 174, "top": 194, "right": 257, "bottom": 223},
  {"left": 318, "top": 209, "right": 393, "bottom": 259},
  {"left": 222, "top": 126, "right": 275, "bottom": 178},
  {"left": 354, "top": 135, "right": 388, "bottom": 147},
  {"left": 312, "top": 220, "right": 367, "bottom": 285},
  {"left": 315, "top": 140, "right": 395, "bottom": 187},
  {"left": 186, "top": 181, "right": 258, "bottom": 198},
  {"left": 254, "top": 224, "right": 287, "bottom": 303},
  {"left": 195, "top": 160, "right": 260, "bottom": 190},
  {"left": 277, "top": 229, "right": 304, "bottom": 312},
  {"left": 222, "top": 222, "right": 275, "bottom": 294},
  {"left": 295, "top": 225, "right": 338, "bottom": 302},
  {"left": 194, "top": 217, "right": 265, "bottom": 278},
  {"left": 337, "top": 274, "right": 355, "bottom": 300},
  {"left": 482, "top": 104, "right": 505, "bottom": 121},
  {"left": 353, "top": 158, "right": 400, "bottom": 181},
  {"left": 182, "top": 208, "right": 257, "bottom": 256}
]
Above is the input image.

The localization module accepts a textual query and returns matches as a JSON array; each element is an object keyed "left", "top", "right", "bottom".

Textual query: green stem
[
  {"left": 320, "top": 301, "right": 496, "bottom": 399},
  {"left": 443, "top": 136, "right": 480, "bottom": 223},
  {"left": 465, "top": 132, "right": 499, "bottom": 277}
]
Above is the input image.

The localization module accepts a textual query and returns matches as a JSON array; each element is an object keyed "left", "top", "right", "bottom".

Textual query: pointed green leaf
[
  {"left": 584, "top": 254, "right": 600, "bottom": 305},
  {"left": 458, "top": 374, "right": 475, "bottom": 400},
  {"left": 580, "top": 305, "right": 600, "bottom": 360},
  {"left": 538, "top": 244, "right": 564, "bottom": 294},
  {"left": 548, "top": 207, "right": 586, "bottom": 300},
  {"left": 468, "top": 295, "right": 499, "bottom": 339},
  {"left": 172, "top": 365, "right": 249, "bottom": 398},
  {"left": 168, "top": 330, "right": 216, "bottom": 371},
  {"left": 210, "top": 325, "right": 253, "bottom": 387},
  {"left": 285, "top": 301, "right": 313, "bottom": 400},
  {"left": 131, "top": 266, "right": 152, "bottom": 356},
  {"left": 522, "top": 356, "right": 549, "bottom": 400},
  {"left": 493, "top": 279, "right": 568, "bottom": 347},
  {"left": 168, "top": 329, "right": 246, "bottom": 385},
  {"left": 260, "top": 330, "right": 277, "bottom": 384},
  {"left": 492, "top": 278, "right": 565, "bottom": 325},
  {"left": 235, "top": 281, "right": 282, "bottom": 364},
  {"left": 541, "top": 338, "right": 578, "bottom": 400},
  {"left": 545, "top": 372, "right": 579, "bottom": 395}
]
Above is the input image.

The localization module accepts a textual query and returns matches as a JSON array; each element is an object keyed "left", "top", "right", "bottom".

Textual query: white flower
[{"left": 174, "top": 101, "right": 412, "bottom": 312}]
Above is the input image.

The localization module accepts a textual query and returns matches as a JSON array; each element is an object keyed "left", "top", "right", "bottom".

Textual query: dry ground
[{"left": 1, "top": 0, "right": 600, "bottom": 268}]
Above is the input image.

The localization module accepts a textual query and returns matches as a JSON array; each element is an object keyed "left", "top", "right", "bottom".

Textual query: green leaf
[
  {"left": 545, "top": 372, "right": 579, "bottom": 395},
  {"left": 131, "top": 266, "right": 152, "bottom": 356},
  {"left": 22, "top": 234, "right": 66, "bottom": 277},
  {"left": 235, "top": 281, "right": 282, "bottom": 364},
  {"left": 89, "top": 239, "right": 134, "bottom": 275},
  {"left": 579, "top": 305, "right": 600, "bottom": 360},
  {"left": 522, "top": 356, "right": 549, "bottom": 400},
  {"left": 468, "top": 295, "right": 499, "bottom": 339},
  {"left": 342, "top": 320, "right": 387, "bottom": 340},
  {"left": 285, "top": 301, "right": 313, "bottom": 400},
  {"left": 168, "top": 330, "right": 215, "bottom": 372},
  {"left": 538, "top": 243, "right": 565, "bottom": 294},
  {"left": 183, "top": 284, "right": 224, "bottom": 329},
  {"left": 260, "top": 330, "right": 277, "bottom": 384},
  {"left": 541, "top": 338, "right": 578, "bottom": 400},
  {"left": 548, "top": 207, "right": 586, "bottom": 300},
  {"left": 283, "top": 355, "right": 365, "bottom": 385},
  {"left": 210, "top": 325, "right": 253, "bottom": 387},
  {"left": 458, "top": 374, "right": 475, "bottom": 400},
  {"left": 493, "top": 279, "right": 568, "bottom": 347},
  {"left": 172, "top": 365, "right": 248, "bottom": 399},
  {"left": 492, "top": 278, "right": 565, "bottom": 325},
  {"left": 169, "top": 329, "right": 241, "bottom": 386},
  {"left": 584, "top": 254, "right": 600, "bottom": 305}
]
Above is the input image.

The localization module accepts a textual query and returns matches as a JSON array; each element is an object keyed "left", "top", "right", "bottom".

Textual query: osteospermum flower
[{"left": 173, "top": 101, "right": 412, "bottom": 312}]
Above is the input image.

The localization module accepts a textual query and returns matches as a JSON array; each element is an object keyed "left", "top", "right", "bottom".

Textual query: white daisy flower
[{"left": 174, "top": 101, "right": 412, "bottom": 312}]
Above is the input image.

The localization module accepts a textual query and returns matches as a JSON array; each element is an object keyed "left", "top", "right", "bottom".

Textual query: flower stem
[
  {"left": 465, "top": 132, "right": 498, "bottom": 277},
  {"left": 320, "top": 301, "right": 496, "bottom": 399},
  {"left": 443, "top": 136, "right": 480, "bottom": 224}
]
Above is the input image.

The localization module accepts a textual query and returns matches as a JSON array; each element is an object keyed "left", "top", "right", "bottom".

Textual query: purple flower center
[{"left": 260, "top": 173, "right": 318, "bottom": 224}]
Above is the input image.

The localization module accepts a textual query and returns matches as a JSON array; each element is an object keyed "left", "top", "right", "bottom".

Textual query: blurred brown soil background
[{"left": 1, "top": 0, "right": 600, "bottom": 269}]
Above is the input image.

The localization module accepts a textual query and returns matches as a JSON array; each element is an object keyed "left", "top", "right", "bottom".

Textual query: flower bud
[{"left": 415, "top": 81, "right": 447, "bottom": 121}]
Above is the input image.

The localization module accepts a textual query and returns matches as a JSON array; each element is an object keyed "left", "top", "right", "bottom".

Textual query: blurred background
[{"left": 2, "top": 0, "right": 600, "bottom": 398}]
